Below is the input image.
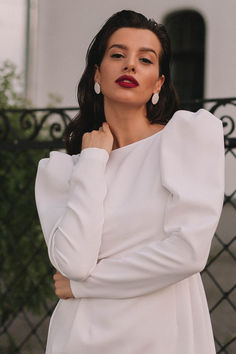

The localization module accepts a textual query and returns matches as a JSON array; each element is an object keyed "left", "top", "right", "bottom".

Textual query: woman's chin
[{"left": 104, "top": 96, "right": 147, "bottom": 108}]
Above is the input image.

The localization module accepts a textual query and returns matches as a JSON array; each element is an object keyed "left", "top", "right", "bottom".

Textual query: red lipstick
[{"left": 115, "top": 75, "right": 139, "bottom": 88}]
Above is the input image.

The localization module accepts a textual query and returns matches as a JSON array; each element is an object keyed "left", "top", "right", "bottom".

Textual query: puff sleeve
[
  {"left": 70, "top": 109, "right": 225, "bottom": 299},
  {"left": 35, "top": 148, "right": 109, "bottom": 281}
]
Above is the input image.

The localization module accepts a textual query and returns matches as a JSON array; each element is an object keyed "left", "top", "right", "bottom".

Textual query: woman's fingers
[
  {"left": 81, "top": 121, "right": 114, "bottom": 154},
  {"left": 53, "top": 270, "right": 75, "bottom": 299},
  {"left": 53, "top": 270, "right": 62, "bottom": 280}
]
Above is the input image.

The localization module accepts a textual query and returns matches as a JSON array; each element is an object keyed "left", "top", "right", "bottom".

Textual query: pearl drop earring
[
  {"left": 94, "top": 82, "right": 101, "bottom": 94},
  {"left": 151, "top": 92, "right": 159, "bottom": 105}
]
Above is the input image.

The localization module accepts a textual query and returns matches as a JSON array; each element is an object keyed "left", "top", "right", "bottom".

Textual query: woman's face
[{"left": 94, "top": 27, "right": 165, "bottom": 108}]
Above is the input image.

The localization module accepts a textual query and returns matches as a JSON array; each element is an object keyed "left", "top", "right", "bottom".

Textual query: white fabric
[{"left": 35, "top": 109, "right": 225, "bottom": 354}]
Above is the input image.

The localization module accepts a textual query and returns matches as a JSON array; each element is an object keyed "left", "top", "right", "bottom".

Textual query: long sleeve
[
  {"left": 35, "top": 147, "right": 109, "bottom": 281},
  {"left": 70, "top": 109, "right": 225, "bottom": 299}
]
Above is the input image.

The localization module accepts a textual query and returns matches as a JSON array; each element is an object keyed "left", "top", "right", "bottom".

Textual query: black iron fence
[{"left": 0, "top": 98, "right": 235, "bottom": 353}]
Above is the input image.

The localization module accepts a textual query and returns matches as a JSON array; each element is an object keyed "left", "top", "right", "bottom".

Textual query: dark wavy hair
[{"left": 64, "top": 9, "right": 179, "bottom": 154}]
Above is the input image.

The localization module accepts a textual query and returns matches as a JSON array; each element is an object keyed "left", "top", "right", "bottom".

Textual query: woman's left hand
[{"left": 53, "top": 270, "right": 75, "bottom": 299}]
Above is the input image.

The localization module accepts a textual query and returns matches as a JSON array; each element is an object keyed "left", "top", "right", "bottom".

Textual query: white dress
[{"left": 35, "top": 109, "right": 225, "bottom": 354}]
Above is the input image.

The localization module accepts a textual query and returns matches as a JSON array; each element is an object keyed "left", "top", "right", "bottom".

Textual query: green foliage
[
  {"left": 0, "top": 60, "right": 58, "bottom": 332},
  {"left": 0, "top": 60, "right": 30, "bottom": 109}
]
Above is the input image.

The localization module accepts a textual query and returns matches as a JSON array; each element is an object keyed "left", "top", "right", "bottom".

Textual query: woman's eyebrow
[{"left": 108, "top": 44, "right": 157, "bottom": 57}]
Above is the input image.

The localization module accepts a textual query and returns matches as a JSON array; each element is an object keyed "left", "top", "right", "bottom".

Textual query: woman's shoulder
[
  {"left": 37, "top": 150, "right": 80, "bottom": 169},
  {"left": 35, "top": 150, "right": 81, "bottom": 186},
  {"left": 159, "top": 109, "right": 225, "bottom": 197},
  {"left": 163, "top": 108, "right": 223, "bottom": 142},
  {"left": 167, "top": 108, "right": 222, "bottom": 126}
]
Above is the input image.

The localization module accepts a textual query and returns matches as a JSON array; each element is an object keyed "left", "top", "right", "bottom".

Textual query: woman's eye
[
  {"left": 110, "top": 53, "right": 124, "bottom": 58},
  {"left": 140, "top": 58, "right": 153, "bottom": 64}
]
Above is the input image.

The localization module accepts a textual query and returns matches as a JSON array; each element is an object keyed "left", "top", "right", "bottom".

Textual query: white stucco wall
[
  {"left": 31, "top": 0, "right": 236, "bottom": 107},
  {"left": 0, "top": 0, "right": 26, "bottom": 72}
]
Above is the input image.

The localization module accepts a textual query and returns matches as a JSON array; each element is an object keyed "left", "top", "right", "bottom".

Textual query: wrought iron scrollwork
[
  {"left": 0, "top": 111, "right": 10, "bottom": 140},
  {"left": 19, "top": 110, "right": 38, "bottom": 140},
  {"left": 0, "top": 99, "right": 236, "bottom": 149},
  {"left": 209, "top": 97, "right": 236, "bottom": 148},
  {"left": 0, "top": 107, "right": 78, "bottom": 149}
]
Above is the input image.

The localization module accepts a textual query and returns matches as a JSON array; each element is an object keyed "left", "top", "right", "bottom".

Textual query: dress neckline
[{"left": 110, "top": 127, "right": 164, "bottom": 155}]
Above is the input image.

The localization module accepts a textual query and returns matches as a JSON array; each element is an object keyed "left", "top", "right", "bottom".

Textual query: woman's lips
[
  {"left": 115, "top": 75, "right": 139, "bottom": 88},
  {"left": 116, "top": 81, "right": 138, "bottom": 88}
]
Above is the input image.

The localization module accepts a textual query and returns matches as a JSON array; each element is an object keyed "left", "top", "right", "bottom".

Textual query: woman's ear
[
  {"left": 155, "top": 74, "right": 165, "bottom": 93},
  {"left": 160, "top": 74, "right": 165, "bottom": 88},
  {"left": 94, "top": 64, "right": 101, "bottom": 83}
]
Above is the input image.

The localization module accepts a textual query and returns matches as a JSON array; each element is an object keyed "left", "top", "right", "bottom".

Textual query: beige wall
[
  {"left": 0, "top": 0, "right": 26, "bottom": 71},
  {"left": 28, "top": 0, "right": 236, "bottom": 107}
]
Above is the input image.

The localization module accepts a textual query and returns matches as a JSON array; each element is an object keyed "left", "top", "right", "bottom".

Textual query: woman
[{"left": 35, "top": 10, "right": 225, "bottom": 354}]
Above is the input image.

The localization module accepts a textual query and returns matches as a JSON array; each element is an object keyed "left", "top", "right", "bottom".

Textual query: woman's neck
[{"left": 104, "top": 100, "right": 163, "bottom": 150}]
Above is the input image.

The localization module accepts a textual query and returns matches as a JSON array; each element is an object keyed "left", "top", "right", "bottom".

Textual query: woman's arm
[
  {"left": 69, "top": 109, "right": 225, "bottom": 299},
  {"left": 35, "top": 147, "right": 109, "bottom": 281}
]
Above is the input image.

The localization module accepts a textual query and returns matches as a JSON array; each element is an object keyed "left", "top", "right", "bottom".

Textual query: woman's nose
[
  {"left": 123, "top": 64, "right": 136, "bottom": 73},
  {"left": 122, "top": 53, "right": 137, "bottom": 73}
]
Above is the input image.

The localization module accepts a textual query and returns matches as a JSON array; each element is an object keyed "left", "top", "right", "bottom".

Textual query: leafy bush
[{"left": 0, "top": 61, "right": 58, "bottom": 330}]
